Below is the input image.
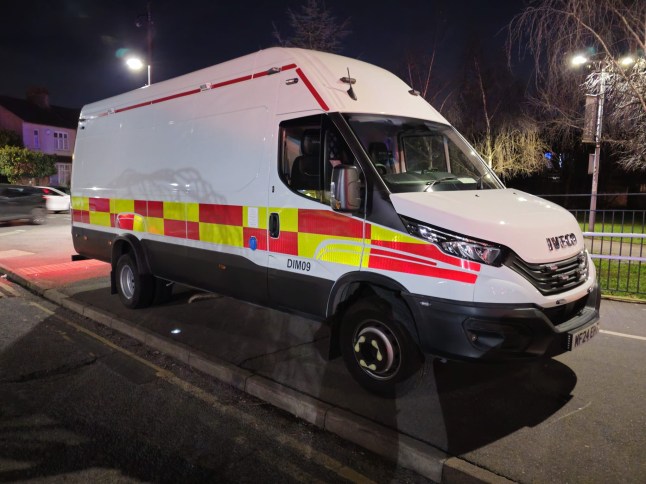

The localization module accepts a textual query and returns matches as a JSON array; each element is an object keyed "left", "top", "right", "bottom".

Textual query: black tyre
[
  {"left": 115, "top": 252, "right": 154, "bottom": 309},
  {"left": 30, "top": 208, "right": 47, "bottom": 225},
  {"left": 340, "top": 296, "right": 423, "bottom": 396}
]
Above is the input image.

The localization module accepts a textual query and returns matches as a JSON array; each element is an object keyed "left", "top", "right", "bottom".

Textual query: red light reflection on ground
[{"left": 13, "top": 259, "right": 110, "bottom": 289}]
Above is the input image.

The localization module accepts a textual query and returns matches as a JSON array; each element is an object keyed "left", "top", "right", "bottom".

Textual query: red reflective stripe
[
  {"left": 97, "top": 63, "right": 322, "bottom": 117},
  {"left": 368, "top": 247, "right": 437, "bottom": 267},
  {"left": 368, "top": 253, "right": 477, "bottom": 283},
  {"left": 298, "top": 210, "right": 363, "bottom": 238},
  {"left": 371, "top": 239, "right": 481, "bottom": 272},
  {"left": 117, "top": 214, "right": 134, "bottom": 230},
  {"left": 89, "top": 198, "right": 110, "bottom": 212},
  {"left": 269, "top": 231, "right": 298, "bottom": 255},
  {"left": 296, "top": 68, "right": 329, "bottom": 111},
  {"left": 148, "top": 201, "right": 164, "bottom": 218},
  {"left": 72, "top": 209, "right": 89, "bottom": 223},
  {"left": 153, "top": 89, "right": 201, "bottom": 104},
  {"left": 212, "top": 74, "right": 253, "bottom": 89},
  {"left": 134, "top": 200, "right": 148, "bottom": 216},
  {"left": 199, "top": 204, "right": 243, "bottom": 225},
  {"left": 164, "top": 219, "right": 186, "bottom": 238},
  {"left": 115, "top": 101, "right": 151, "bottom": 113},
  {"left": 243, "top": 227, "right": 268, "bottom": 250},
  {"left": 187, "top": 221, "right": 200, "bottom": 240}
]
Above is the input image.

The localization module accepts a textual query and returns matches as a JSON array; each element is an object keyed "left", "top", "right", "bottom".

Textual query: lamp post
[
  {"left": 125, "top": 56, "right": 150, "bottom": 86},
  {"left": 589, "top": 65, "right": 605, "bottom": 232},
  {"left": 136, "top": 1, "right": 153, "bottom": 85},
  {"left": 572, "top": 53, "right": 636, "bottom": 231}
]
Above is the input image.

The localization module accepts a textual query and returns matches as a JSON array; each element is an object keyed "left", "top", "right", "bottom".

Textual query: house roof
[{"left": 0, "top": 95, "right": 79, "bottom": 130}]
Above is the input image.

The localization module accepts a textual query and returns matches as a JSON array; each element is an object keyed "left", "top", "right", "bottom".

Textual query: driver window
[
  {"left": 278, "top": 116, "right": 358, "bottom": 205},
  {"left": 279, "top": 116, "right": 323, "bottom": 202}
]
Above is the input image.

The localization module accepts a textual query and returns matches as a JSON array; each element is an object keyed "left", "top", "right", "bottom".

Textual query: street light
[
  {"left": 136, "top": 1, "right": 153, "bottom": 85},
  {"left": 125, "top": 56, "right": 151, "bottom": 86},
  {"left": 572, "top": 52, "right": 639, "bottom": 230}
]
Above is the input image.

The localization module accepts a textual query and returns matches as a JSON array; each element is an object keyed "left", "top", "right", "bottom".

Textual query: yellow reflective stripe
[
  {"left": 163, "top": 201, "right": 186, "bottom": 221},
  {"left": 316, "top": 242, "right": 363, "bottom": 266},
  {"left": 71, "top": 196, "right": 89, "bottom": 211},
  {"left": 271, "top": 207, "right": 298, "bottom": 232},
  {"left": 186, "top": 203, "right": 200, "bottom": 223},
  {"left": 369, "top": 224, "right": 420, "bottom": 244},
  {"left": 89, "top": 211, "right": 111, "bottom": 227},
  {"left": 133, "top": 215, "right": 146, "bottom": 232},
  {"left": 199, "top": 223, "right": 243, "bottom": 247},
  {"left": 113, "top": 198, "right": 135, "bottom": 214},
  {"left": 147, "top": 217, "right": 164, "bottom": 235}
]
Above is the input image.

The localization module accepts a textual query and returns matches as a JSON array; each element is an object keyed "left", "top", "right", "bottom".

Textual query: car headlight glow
[{"left": 404, "top": 217, "right": 504, "bottom": 266}]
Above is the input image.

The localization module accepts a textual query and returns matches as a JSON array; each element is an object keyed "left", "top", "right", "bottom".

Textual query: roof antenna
[{"left": 341, "top": 68, "right": 357, "bottom": 101}]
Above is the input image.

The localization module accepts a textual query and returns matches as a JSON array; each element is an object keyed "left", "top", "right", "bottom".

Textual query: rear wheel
[
  {"left": 115, "top": 252, "right": 154, "bottom": 309},
  {"left": 30, "top": 208, "right": 47, "bottom": 225},
  {"left": 340, "top": 296, "right": 423, "bottom": 396}
]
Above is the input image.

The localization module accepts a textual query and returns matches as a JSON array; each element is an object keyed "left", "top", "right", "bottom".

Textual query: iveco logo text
[{"left": 546, "top": 233, "right": 577, "bottom": 251}]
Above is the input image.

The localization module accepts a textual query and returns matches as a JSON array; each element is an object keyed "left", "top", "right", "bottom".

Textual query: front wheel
[
  {"left": 30, "top": 208, "right": 47, "bottom": 225},
  {"left": 115, "top": 252, "right": 154, "bottom": 309},
  {"left": 340, "top": 296, "right": 423, "bottom": 396}
]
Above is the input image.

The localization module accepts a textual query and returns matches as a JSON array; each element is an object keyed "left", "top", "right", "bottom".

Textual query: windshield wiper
[{"left": 424, "top": 176, "right": 458, "bottom": 191}]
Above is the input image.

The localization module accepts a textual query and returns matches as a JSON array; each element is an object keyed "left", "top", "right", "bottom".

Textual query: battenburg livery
[{"left": 71, "top": 48, "right": 600, "bottom": 394}]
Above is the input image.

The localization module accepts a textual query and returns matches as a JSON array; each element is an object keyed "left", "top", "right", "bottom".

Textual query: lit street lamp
[
  {"left": 126, "top": 56, "right": 151, "bottom": 86},
  {"left": 572, "top": 53, "right": 636, "bottom": 231}
]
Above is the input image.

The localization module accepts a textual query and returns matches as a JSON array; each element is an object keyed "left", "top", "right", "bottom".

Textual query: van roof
[{"left": 80, "top": 47, "right": 447, "bottom": 123}]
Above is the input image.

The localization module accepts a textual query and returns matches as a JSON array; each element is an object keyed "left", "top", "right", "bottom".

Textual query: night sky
[{"left": 0, "top": 0, "right": 526, "bottom": 109}]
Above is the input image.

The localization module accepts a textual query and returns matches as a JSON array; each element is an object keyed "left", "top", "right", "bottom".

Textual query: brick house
[{"left": 0, "top": 89, "right": 79, "bottom": 186}]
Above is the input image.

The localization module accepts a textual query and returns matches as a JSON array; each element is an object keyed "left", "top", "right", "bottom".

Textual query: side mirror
[{"left": 330, "top": 165, "right": 362, "bottom": 212}]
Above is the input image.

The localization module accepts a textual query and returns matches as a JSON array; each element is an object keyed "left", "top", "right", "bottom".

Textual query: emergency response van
[{"left": 71, "top": 48, "right": 600, "bottom": 394}]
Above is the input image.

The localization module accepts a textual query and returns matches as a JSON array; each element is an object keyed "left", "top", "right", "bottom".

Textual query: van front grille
[{"left": 505, "top": 251, "right": 588, "bottom": 296}]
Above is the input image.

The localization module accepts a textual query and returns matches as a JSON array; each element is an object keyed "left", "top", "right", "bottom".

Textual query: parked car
[
  {"left": 0, "top": 184, "right": 47, "bottom": 224},
  {"left": 36, "top": 186, "right": 71, "bottom": 212}
]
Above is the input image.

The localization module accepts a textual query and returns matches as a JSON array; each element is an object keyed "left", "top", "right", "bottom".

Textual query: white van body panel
[
  {"left": 71, "top": 47, "right": 600, "bottom": 374},
  {"left": 390, "top": 189, "right": 583, "bottom": 264}
]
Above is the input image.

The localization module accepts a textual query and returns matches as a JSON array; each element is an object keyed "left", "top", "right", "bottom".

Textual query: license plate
[{"left": 568, "top": 321, "right": 600, "bottom": 350}]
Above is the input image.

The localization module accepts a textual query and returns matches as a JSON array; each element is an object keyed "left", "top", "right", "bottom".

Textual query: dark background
[{"left": 0, "top": 0, "right": 525, "bottom": 108}]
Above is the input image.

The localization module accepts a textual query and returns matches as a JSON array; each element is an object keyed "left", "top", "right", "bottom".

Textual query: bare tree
[
  {"left": 272, "top": 0, "right": 351, "bottom": 53},
  {"left": 475, "top": 122, "right": 550, "bottom": 181},
  {"left": 508, "top": 0, "right": 646, "bottom": 170}
]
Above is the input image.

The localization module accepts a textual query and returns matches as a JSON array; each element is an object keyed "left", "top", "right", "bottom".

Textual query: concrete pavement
[{"left": 1, "top": 236, "right": 645, "bottom": 483}]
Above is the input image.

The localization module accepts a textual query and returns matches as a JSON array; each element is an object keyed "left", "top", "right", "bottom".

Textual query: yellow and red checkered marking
[{"left": 72, "top": 196, "right": 479, "bottom": 283}]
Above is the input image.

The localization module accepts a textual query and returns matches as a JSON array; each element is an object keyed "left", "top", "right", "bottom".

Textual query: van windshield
[{"left": 344, "top": 114, "right": 503, "bottom": 193}]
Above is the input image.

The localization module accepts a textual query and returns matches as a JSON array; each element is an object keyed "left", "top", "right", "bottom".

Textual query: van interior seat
[
  {"left": 291, "top": 130, "right": 321, "bottom": 190},
  {"left": 368, "top": 142, "right": 389, "bottom": 175}
]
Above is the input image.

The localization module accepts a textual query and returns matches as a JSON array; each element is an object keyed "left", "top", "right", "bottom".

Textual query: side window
[
  {"left": 278, "top": 115, "right": 358, "bottom": 205},
  {"left": 279, "top": 116, "right": 323, "bottom": 202}
]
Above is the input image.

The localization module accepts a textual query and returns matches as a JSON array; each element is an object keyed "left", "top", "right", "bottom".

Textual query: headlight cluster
[{"left": 404, "top": 218, "right": 504, "bottom": 266}]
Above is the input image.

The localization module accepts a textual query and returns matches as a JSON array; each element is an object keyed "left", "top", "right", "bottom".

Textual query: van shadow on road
[{"left": 68, "top": 284, "right": 577, "bottom": 458}]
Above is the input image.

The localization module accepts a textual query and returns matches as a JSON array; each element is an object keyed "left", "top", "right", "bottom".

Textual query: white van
[{"left": 71, "top": 47, "right": 600, "bottom": 394}]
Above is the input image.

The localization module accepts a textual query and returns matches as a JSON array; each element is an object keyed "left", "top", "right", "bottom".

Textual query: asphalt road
[
  {"left": 0, "top": 273, "right": 428, "bottom": 483},
  {"left": 2, "top": 213, "right": 646, "bottom": 482}
]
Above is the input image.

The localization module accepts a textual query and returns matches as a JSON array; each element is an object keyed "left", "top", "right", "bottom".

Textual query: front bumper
[{"left": 402, "top": 281, "right": 601, "bottom": 361}]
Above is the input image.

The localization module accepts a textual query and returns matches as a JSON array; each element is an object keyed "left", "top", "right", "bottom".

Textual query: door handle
[{"left": 269, "top": 212, "right": 280, "bottom": 238}]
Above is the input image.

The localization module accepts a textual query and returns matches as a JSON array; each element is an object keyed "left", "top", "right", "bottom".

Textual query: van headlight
[{"left": 403, "top": 217, "right": 504, "bottom": 266}]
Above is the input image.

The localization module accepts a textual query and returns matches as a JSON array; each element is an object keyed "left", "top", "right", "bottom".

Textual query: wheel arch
[
  {"left": 109, "top": 234, "right": 151, "bottom": 294},
  {"left": 326, "top": 271, "right": 421, "bottom": 359}
]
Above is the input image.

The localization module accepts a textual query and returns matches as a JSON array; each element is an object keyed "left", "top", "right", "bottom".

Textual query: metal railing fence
[{"left": 537, "top": 193, "right": 646, "bottom": 297}]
